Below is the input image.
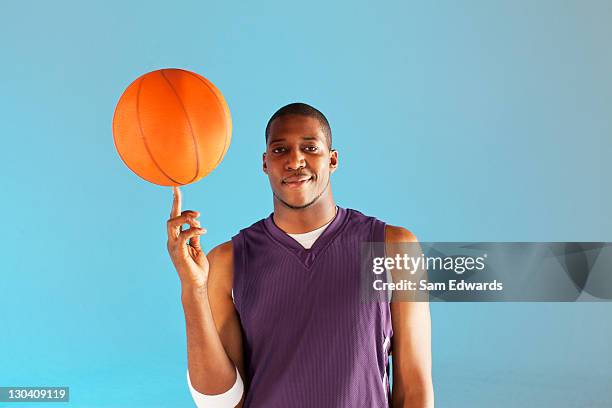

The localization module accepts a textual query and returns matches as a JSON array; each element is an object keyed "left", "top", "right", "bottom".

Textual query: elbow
[
  {"left": 187, "top": 366, "right": 244, "bottom": 407},
  {"left": 392, "top": 379, "right": 434, "bottom": 408}
]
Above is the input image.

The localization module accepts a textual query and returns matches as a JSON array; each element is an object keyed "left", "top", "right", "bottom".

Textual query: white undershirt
[{"left": 287, "top": 218, "right": 333, "bottom": 249}]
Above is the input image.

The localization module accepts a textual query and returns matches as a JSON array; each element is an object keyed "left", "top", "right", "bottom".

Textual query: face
[{"left": 263, "top": 114, "right": 338, "bottom": 209}]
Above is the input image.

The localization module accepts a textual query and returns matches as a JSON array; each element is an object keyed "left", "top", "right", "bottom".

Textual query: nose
[{"left": 285, "top": 148, "right": 306, "bottom": 171}]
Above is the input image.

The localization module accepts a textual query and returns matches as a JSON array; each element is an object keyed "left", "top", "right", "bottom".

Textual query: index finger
[{"left": 170, "top": 186, "right": 182, "bottom": 218}]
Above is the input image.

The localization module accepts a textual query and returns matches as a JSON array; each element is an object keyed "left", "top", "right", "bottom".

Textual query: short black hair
[{"left": 265, "top": 102, "right": 332, "bottom": 149}]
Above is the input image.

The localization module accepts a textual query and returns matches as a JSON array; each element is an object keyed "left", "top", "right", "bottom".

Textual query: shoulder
[
  {"left": 343, "top": 208, "right": 418, "bottom": 243},
  {"left": 385, "top": 224, "right": 418, "bottom": 243},
  {"left": 207, "top": 241, "right": 234, "bottom": 295},
  {"left": 208, "top": 240, "right": 233, "bottom": 264}
]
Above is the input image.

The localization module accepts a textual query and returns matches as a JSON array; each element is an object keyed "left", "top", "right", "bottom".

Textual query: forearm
[{"left": 182, "top": 285, "right": 237, "bottom": 394}]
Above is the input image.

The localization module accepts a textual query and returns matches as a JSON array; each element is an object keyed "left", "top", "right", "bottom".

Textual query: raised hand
[{"left": 166, "top": 187, "right": 209, "bottom": 289}]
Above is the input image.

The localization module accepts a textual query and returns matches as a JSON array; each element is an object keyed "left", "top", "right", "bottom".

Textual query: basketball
[{"left": 112, "top": 68, "right": 232, "bottom": 186}]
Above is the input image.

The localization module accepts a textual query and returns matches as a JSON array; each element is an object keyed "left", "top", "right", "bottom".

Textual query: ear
[
  {"left": 262, "top": 152, "right": 268, "bottom": 174},
  {"left": 329, "top": 149, "right": 338, "bottom": 173}
]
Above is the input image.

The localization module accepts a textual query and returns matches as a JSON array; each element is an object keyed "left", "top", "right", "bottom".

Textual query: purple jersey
[{"left": 231, "top": 207, "right": 393, "bottom": 407}]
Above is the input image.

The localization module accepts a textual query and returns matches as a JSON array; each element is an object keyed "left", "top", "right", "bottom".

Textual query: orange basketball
[{"left": 112, "top": 68, "right": 232, "bottom": 186}]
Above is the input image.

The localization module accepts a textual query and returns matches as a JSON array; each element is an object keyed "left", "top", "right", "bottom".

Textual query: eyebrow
[{"left": 268, "top": 136, "right": 320, "bottom": 144}]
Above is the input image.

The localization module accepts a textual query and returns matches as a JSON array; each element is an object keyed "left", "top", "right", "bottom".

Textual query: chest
[{"left": 236, "top": 237, "right": 375, "bottom": 342}]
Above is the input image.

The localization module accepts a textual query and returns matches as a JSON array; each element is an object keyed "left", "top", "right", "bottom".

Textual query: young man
[{"left": 166, "top": 103, "right": 434, "bottom": 407}]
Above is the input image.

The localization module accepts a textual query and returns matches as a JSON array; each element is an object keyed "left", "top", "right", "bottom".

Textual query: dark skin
[
  {"left": 263, "top": 114, "right": 339, "bottom": 233},
  {"left": 168, "top": 113, "right": 433, "bottom": 407}
]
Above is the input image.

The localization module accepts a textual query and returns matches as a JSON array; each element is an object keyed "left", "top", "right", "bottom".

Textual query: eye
[
  {"left": 272, "top": 147, "right": 286, "bottom": 154},
  {"left": 304, "top": 146, "right": 319, "bottom": 152}
]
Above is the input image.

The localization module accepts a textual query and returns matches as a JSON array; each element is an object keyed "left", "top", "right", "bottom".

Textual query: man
[{"left": 166, "top": 103, "right": 434, "bottom": 407}]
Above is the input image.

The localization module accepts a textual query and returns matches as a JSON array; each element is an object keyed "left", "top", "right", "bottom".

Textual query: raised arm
[
  {"left": 386, "top": 225, "right": 434, "bottom": 408},
  {"left": 166, "top": 187, "right": 245, "bottom": 407}
]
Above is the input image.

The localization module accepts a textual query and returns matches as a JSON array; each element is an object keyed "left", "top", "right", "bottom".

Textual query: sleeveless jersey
[{"left": 231, "top": 207, "right": 393, "bottom": 407}]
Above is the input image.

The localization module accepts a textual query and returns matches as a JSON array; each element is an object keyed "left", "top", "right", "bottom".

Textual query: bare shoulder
[
  {"left": 207, "top": 240, "right": 233, "bottom": 264},
  {"left": 385, "top": 224, "right": 418, "bottom": 243},
  {"left": 207, "top": 241, "right": 234, "bottom": 294}
]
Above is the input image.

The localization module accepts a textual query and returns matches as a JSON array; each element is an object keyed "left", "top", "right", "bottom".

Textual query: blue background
[{"left": 2, "top": 1, "right": 611, "bottom": 406}]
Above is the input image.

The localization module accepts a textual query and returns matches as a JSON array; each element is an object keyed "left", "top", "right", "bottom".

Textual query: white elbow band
[{"left": 187, "top": 366, "right": 244, "bottom": 407}]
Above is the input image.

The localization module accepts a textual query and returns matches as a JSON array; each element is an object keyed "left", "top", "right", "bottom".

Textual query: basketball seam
[
  {"left": 181, "top": 69, "right": 231, "bottom": 174},
  {"left": 160, "top": 69, "right": 200, "bottom": 184},
  {"left": 136, "top": 76, "right": 182, "bottom": 185}
]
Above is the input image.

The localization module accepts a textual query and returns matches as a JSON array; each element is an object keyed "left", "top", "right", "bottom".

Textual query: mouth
[{"left": 281, "top": 176, "right": 313, "bottom": 188}]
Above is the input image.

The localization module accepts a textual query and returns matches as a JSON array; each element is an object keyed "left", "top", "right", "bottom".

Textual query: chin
[
  {"left": 286, "top": 197, "right": 311, "bottom": 208},
  {"left": 275, "top": 193, "right": 314, "bottom": 210}
]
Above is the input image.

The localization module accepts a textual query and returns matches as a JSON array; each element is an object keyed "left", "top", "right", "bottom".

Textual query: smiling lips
[{"left": 282, "top": 175, "right": 313, "bottom": 188}]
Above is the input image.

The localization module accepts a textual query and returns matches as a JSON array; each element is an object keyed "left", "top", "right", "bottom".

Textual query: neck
[{"left": 272, "top": 191, "right": 337, "bottom": 234}]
